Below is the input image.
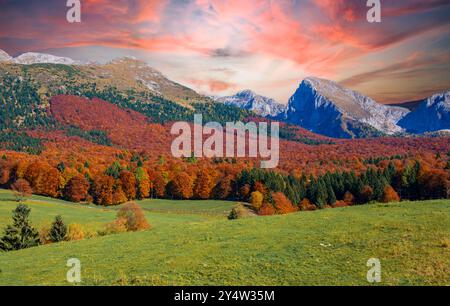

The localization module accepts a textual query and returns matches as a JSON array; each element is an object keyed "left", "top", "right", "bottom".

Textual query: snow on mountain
[
  {"left": 216, "top": 90, "right": 286, "bottom": 117},
  {"left": 0, "top": 49, "right": 12, "bottom": 62},
  {"left": 397, "top": 90, "right": 450, "bottom": 134},
  {"left": 12, "top": 52, "right": 81, "bottom": 65},
  {"left": 284, "top": 77, "right": 410, "bottom": 138}
]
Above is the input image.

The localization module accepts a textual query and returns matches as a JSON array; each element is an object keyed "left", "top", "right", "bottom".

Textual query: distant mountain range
[
  {"left": 216, "top": 90, "right": 286, "bottom": 117},
  {"left": 1, "top": 49, "right": 449, "bottom": 139},
  {"left": 219, "top": 78, "right": 450, "bottom": 138}
]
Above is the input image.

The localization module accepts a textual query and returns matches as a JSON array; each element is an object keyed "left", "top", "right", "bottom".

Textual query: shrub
[
  {"left": 0, "top": 204, "right": 39, "bottom": 251},
  {"left": 103, "top": 217, "right": 128, "bottom": 235},
  {"left": 228, "top": 204, "right": 253, "bottom": 220},
  {"left": 49, "top": 215, "right": 67, "bottom": 242},
  {"left": 67, "top": 223, "right": 85, "bottom": 241},
  {"left": 116, "top": 202, "right": 150, "bottom": 232}
]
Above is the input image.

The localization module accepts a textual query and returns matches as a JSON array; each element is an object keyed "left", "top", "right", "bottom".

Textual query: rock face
[
  {"left": 216, "top": 90, "right": 286, "bottom": 117},
  {"left": 284, "top": 77, "right": 410, "bottom": 138},
  {"left": 12, "top": 52, "right": 80, "bottom": 65},
  {"left": 398, "top": 90, "right": 450, "bottom": 133},
  {"left": 0, "top": 49, "right": 12, "bottom": 62}
]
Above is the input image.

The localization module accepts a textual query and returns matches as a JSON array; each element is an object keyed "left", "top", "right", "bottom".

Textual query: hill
[{"left": 0, "top": 189, "right": 448, "bottom": 285}]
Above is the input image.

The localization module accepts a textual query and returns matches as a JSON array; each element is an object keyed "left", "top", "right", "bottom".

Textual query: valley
[{"left": 0, "top": 189, "right": 448, "bottom": 286}]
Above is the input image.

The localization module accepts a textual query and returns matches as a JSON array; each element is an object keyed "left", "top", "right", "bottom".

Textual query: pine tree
[
  {"left": 0, "top": 204, "right": 39, "bottom": 251},
  {"left": 49, "top": 215, "right": 67, "bottom": 242}
]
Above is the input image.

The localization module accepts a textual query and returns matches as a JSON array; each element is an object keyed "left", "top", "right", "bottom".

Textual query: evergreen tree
[
  {"left": 49, "top": 215, "right": 67, "bottom": 242},
  {"left": 0, "top": 204, "right": 39, "bottom": 251}
]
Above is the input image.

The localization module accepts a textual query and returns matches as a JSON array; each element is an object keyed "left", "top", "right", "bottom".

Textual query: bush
[
  {"left": 39, "top": 225, "right": 51, "bottom": 245},
  {"left": 228, "top": 204, "right": 253, "bottom": 220},
  {"left": 117, "top": 202, "right": 150, "bottom": 231},
  {"left": 67, "top": 224, "right": 85, "bottom": 241},
  {"left": 103, "top": 218, "right": 128, "bottom": 235},
  {"left": 49, "top": 215, "right": 67, "bottom": 242}
]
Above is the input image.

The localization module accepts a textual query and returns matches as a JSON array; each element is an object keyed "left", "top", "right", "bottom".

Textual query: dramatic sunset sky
[{"left": 0, "top": 0, "right": 449, "bottom": 103}]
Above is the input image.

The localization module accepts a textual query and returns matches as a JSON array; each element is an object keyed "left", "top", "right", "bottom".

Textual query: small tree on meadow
[
  {"left": 11, "top": 179, "right": 32, "bottom": 203},
  {"left": 0, "top": 204, "right": 39, "bottom": 251},
  {"left": 49, "top": 215, "right": 68, "bottom": 242}
]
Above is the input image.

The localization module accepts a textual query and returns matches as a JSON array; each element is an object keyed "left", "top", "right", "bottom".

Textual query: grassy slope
[{"left": 0, "top": 189, "right": 449, "bottom": 286}]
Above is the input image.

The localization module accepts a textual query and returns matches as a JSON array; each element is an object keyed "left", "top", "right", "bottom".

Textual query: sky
[{"left": 0, "top": 0, "right": 449, "bottom": 104}]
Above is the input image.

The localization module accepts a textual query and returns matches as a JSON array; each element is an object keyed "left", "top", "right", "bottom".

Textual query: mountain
[
  {"left": 216, "top": 90, "right": 286, "bottom": 117},
  {"left": 284, "top": 77, "right": 410, "bottom": 138},
  {"left": 0, "top": 49, "right": 12, "bottom": 62},
  {"left": 397, "top": 90, "right": 450, "bottom": 134},
  {"left": 12, "top": 52, "right": 80, "bottom": 65},
  {"left": 0, "top": 52, "right": 211, "bottom": 106},
  {"left": 94, "top": 57, "right": 210, "bottom": 106}
]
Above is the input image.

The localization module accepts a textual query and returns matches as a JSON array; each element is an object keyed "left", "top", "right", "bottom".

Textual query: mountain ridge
[{"left": 216, "top": 89, "right": 286, "bottom": 117}]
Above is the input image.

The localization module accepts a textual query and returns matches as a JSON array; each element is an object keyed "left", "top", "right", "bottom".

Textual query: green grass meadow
[{"left": 0, "top": 189, "right": 449, "bottom": 286}]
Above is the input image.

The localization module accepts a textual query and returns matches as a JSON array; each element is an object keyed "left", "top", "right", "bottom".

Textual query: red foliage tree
[{"left": 64, "top": 175, "right": 90, "bottom": 202}]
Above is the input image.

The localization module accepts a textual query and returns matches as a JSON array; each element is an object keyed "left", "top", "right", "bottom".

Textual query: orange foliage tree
[
  {"left": 382, "top": 185, "right": 400, "bottom": 203},
  {"left": 119, "top": 171, "right": 137, "bottom": 200},
  {"left": 11, "top": 178, "right": 32, "bottom": 202},
  {"left": 91, "top": 174, "right": 115, "bottom": 205},
  {"left": 168, "top": 172, "right": 194, "bottom": 199},
  {"left": 272, "top": 192, "right": 297, "bottom": 214}
]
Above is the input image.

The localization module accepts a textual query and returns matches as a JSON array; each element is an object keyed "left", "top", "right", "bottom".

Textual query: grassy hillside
[{"left": 0, "top": 189, "right": 449, "bottom": 286}]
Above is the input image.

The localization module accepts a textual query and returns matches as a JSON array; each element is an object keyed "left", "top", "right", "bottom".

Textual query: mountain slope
[
  {"left": 0, "top": 49, "right": 12, "bottom": 62},
  {"left": 216, "top": 90, "right": 286, "bottom": 117},
  {"left": 398, "top": 90, "right": 450, "bottom": 133},
  {"left": 285, "top": 77, "right": 410, "bottom": 138}
]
